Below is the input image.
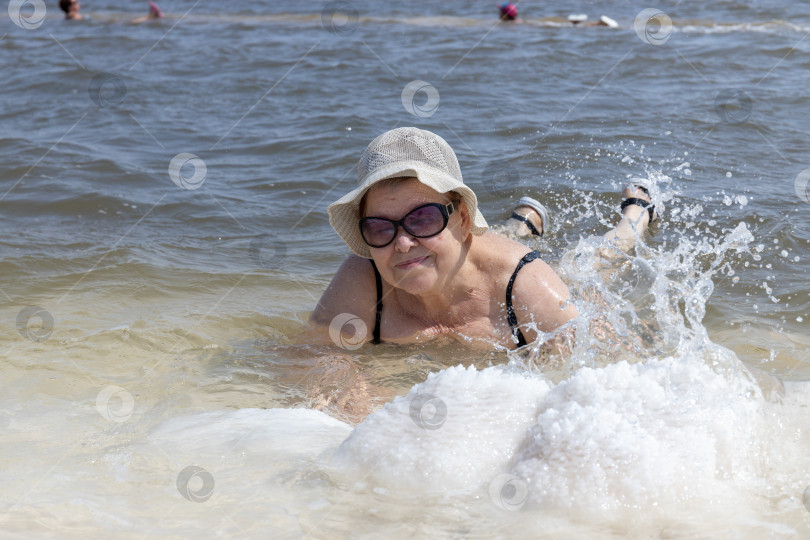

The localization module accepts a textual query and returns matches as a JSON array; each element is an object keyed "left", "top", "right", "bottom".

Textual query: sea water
[{"left": 1, "top": 0, "right": 809, "bottom": 537}]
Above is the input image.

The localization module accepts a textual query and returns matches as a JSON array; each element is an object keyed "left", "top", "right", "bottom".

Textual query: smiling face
[{"left": 361, "top": 177, "right": 471, "bottom": 296}]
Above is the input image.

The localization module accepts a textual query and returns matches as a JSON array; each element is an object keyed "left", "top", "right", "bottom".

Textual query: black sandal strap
[
  {"left": 620, "top": 198, "right": 656, "bottom": 223},
  {"left": 510, "top": 212, "right": 542, "bottom": 237}
]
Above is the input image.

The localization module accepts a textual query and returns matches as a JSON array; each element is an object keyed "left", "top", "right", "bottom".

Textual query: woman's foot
[
  {"left": 600, "top": 183, "right": 659, "bottom": 255},
  {"left": 619, "top": 184, "right": 657, "bottom": 226},
  {"left": 508, "top": 196, "right": 549, "bottom": 238}
]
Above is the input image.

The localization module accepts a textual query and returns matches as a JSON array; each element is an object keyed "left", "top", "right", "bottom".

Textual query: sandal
[
  {"left": 510, "top": 196, "right": 550, "bottom": 237},
  {"left": 620, "top": 184, "right": 658, "bottom": 223}
]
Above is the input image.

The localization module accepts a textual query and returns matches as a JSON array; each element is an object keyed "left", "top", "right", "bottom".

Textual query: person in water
[
  {"left": 59, "top": 0, "right": 82, "bottom": 20},
  {"left": 498, "top": 2, "right": 520, "bottom": 22},
  {"left": 133, "top": 1, "right": 163, "bottom": 23},
  {"left": 310, "top": 127, "right": 656, "bottom": 350},
  {"left": 568, "top": 14, "right": 620, "bottom": 28}
]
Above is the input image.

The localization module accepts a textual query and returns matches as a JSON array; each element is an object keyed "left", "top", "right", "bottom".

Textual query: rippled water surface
[{"left": 2, "top": 0, "right": 809, "bottom": 538}]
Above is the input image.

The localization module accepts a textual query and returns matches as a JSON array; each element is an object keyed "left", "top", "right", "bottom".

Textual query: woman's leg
[
  {"left": 507, "top": 184, "right": 656, "bottom": 254},
  {"left": 601, "top": 184, "right": 656, "bottom": 252}
]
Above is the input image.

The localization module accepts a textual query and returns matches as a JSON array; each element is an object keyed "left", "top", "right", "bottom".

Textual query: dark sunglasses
[{"left": 359, "top": 200, "right": 459, "bottom": 248}]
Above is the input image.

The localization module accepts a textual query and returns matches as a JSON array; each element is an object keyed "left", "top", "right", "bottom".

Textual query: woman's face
[{"left": 362, "top": 177, "right": 470, "bottom": 296}]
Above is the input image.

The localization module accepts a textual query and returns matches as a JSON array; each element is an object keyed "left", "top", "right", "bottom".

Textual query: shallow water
[{"left": 1, "top": 0, "right": 809, "bottom": 537}]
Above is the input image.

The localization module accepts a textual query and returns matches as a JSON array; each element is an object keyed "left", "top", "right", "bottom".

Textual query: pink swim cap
[
  {"left": 148, "top": 0, "right": 163, "bottom": 17},
  {"left": 499, "top": 2, "right": 518, "bottom": 20}
]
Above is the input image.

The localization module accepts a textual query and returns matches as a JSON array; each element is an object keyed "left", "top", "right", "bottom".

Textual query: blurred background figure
[
  {"left": 133, "top": 1, "right": 163, "bottom": 23},
  {"left": 498, "top": 2, "right": 520, "bottom": 22},
  {"left": 568, "top": 14, "right": 619, "bottom": 28},
  {"left": 58, "top": 0, "right": 82, "bottom": 20}
]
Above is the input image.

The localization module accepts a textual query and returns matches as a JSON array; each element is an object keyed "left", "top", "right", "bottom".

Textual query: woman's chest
[{"left": 380, "top": 297, "right": 515, "bottom": 348}]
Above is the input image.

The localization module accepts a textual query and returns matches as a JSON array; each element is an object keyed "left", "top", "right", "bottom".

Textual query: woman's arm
[
  {"left": 510, "top": 256, "right": 578, "bottom": 346},
  {"left": 292, "top": 255, "right": 384, "bottom": 422},
  {"left": 305, "top": 255, "right": 379, "bottom": 347}
]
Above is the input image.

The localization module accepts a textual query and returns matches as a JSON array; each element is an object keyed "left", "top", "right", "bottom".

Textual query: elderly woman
[{"left": 310, "top": 127, "right": 655, "bottom": 350}]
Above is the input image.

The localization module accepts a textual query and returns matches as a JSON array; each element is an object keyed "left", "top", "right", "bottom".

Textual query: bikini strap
[
  {"left": 505, "top": 251, "right": 542, "bottom": 347},
  {"left": 369, "top": 259, "right": 383, "bottom": 344}
]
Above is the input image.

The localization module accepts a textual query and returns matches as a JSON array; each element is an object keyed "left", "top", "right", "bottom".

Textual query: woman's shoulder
[
  {"left": 476, "top": 232, "right": 563, "bottom": 294},
  {"left": 321, "top": 254, "right": 378, "bottom": 303},
  {"left": 337, "top": 253, "right": 377, "bottom": 276},
  {"left": 309, "top": 254, "right": 378, "bottom": 327},
  {"left": 472, "top": 231, "right": 536, "bottom": 273},
  {"left": 472, "top": 231, "right": 575, "bottom": 330}
]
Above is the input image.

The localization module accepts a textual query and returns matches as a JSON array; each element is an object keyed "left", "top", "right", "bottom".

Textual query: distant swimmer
[
  {"left": 498, "top": 3, "right": 521, "bottom": 23},
  {"left": 59, "top": 0, "right": 82, "bottom": 20},
  {"left": 496, "top": 6, "right": 618, "bottom": 28},
  {"left": 568, "top": 14, "right": 619, "bottom": 28},
  {"left": 133, "top": 1, "right": 163, "bottom": 24}
]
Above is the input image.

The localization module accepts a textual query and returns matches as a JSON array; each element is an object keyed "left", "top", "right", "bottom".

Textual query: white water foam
[
  {"left": 331, "top": 351, "right": 809, "bottom": 533},
  {"left": 334, "top": 365, "right": 550, "bottom": 494}
]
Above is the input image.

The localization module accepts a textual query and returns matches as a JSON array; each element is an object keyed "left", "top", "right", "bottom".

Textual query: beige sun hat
[{"left": 327, "top": 127, "right": 489, "bottom": 258}]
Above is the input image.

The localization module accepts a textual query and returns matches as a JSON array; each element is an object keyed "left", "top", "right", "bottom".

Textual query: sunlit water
[{"left": 1, "top": 1, "right": 809, "bottom": 538}]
